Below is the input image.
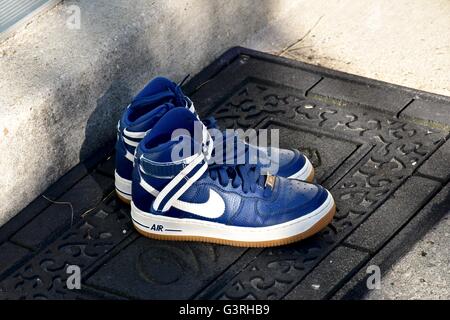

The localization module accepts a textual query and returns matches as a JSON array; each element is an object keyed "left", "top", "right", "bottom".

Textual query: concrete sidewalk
[
  {"left": 246, "top": 0, "right": 450, "bottom": 97},
  {"left": 365, "top": 212, "right": 449, "bottom": 300}
]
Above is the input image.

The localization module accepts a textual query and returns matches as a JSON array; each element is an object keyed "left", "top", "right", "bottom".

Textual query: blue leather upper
[
  {"left": 116, "top": 76, "right": 310, "bottom": 187},
  {"left": 132, "top": 108, "right": 328, "bottom": 228},
  {"left": 115, "top": 103, "right": 176, "bottom": 182}
]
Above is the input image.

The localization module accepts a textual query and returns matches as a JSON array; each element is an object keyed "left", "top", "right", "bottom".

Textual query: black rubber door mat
[{"left": 0, "top": 47, "right": 449, "bottom": 300}]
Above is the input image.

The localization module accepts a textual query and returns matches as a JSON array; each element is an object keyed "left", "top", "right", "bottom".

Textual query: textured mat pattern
[{"left": 0, "top": 47, "right": 449, "bottom": 300}]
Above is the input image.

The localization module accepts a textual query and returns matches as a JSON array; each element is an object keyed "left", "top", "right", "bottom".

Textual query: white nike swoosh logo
[{"left": 140, "top": 179, "right": 225, "bottom": 219}]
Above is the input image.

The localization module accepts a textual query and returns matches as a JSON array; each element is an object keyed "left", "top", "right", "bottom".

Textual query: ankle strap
[
  {"left": 153, "top": 152, "right": 207, "bottom": 212},
  {"left": 139, "top": 122, "right": 214, "bottom": 212},
  {"left": 140, "top": 153, "right": 199, "bottom": 179},
  {"left": 139, "top": 151, "right": 208, "bottom": 213}
]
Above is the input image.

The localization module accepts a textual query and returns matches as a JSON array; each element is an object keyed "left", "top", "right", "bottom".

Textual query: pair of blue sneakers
[{"left": 115, "top": 77, "right": 335, "bottom": 247}]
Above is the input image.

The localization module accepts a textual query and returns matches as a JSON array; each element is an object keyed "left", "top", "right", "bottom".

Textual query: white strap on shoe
[
  {"left": 123, "top": 128, "right": 151, "bottom": 139},
  {"left": 140, "top": 122, "right": 214, "bottom": 213},
  {"left": 118, "top": 119, "right": 152, "bottom": 162},
  {"left": 151, "top": 152, "right": 208, "bottom": 212}
]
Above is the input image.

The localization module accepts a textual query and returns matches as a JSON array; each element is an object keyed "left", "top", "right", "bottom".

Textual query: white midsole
[
  {"left": 288, "top": 156, "right": 314, "bottom": 181},
  {"left": 115, "top": 171, "right": 132, "bottom": 200},
  {"left": 130, "top": 191, "right": 334, "bottom": 242}
]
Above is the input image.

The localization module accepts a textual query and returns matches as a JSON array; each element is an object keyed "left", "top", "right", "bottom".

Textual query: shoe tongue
[
  {"left": 126, "top": 103, "right": 173, "bottom": 131},
  {"left": 144, "top": 134, "right": 202, "bottom": 163},
  {"left": 212, "top": 132, "right": 261, "bottom": 165},
  {"left": 170, "top": 134, "right": 204, "bottom": 161}
]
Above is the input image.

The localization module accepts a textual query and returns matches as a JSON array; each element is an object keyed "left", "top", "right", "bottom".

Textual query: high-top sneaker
[
  {"left": 130, "top": 107, "right": 335, "bottom": 247},
  {"left": 115, "top": 77, "right": 314, "bottom": 203}
]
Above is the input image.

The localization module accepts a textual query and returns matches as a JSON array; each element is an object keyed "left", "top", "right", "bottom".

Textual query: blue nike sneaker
[
  {"left": 115, "top": 77, "right": 314, "bottom": 203},
  {"left": 130, "top": 108, "right": 335, "bottom": 247}
]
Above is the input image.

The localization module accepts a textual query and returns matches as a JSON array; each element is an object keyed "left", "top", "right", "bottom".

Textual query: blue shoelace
[{"left": 206, "top": 133, "right": 269, "bottom": 194}]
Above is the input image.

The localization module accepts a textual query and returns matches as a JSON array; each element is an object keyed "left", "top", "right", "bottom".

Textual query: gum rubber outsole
[
  {"left": 116, "top": 190, "right": 131, "bottom": 204},
  {"left": 305, "top": 166, "right": 315, "bottom": 184},
  {"left": 132, "top": 203, "right": 336, "bottom": 248}
]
